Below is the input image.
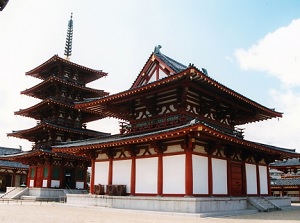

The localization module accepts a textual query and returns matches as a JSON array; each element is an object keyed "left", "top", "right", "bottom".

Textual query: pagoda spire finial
[{"left": 64, "top": 13, "right": 73, "bottom": 60}]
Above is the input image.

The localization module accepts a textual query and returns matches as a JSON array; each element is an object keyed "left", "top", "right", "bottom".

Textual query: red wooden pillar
[
  {"left": 185, "top": 148, "right": 193, "bottom": 196},
  {"left": 47, "top": 165, "right": 52, "bottom": 188},
  {"left": 11, "top": 170, "right": 16, "bottom": 187},
  {"left": 182, "top": 135, "right": 195, "bottom": 197},
  {"left": 208, "top": 156, "right": 213, "bottom": 196},
  {"left": 267, "top": 165, "right": 272, "bottom": 196},
  {"left": 108, "top": 157, "right": 113, "bottom": 185},
  {"left": 205, "top": 141, "right": 216, "bottom": 196},
  {"left": 153, "top": 142, "right": 166, "bottom": 196},
  {"left": 129, "top": 146, "right": 138, "bottom": 196},
  {"left": 90, "top": 159, "right": 95, "bottom": 194},
  {"left": 26, "top": 167, "right": 31, "bottom": 187},
  {"left": 130, "top": 157, "right": 136, "bottom": 195},
  {"left": 256, "top": 163, "right": 261, "bottom": 195},
  {"left": 59, "top": 165, "right": 64, "bottom": 189},
  {"left": 226, "top": 159, "right": 232, "bottom": 196},
  {"left": 157, "top": 152, "right": 163, "bottom": 196}
]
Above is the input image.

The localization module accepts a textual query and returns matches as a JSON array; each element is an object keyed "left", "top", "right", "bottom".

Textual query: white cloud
[
  {"left": 242, "top": 90, "right": 300, "bottom": 151},
  {"left": 235, "top": 19, "right": 300, "bottom": 87},
  {"left": 235, "top": 19, "right": 300, "bottom": 152}
]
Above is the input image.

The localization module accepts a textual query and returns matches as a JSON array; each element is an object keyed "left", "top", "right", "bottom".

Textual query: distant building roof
[
  {"left": 270, "top": 158, "right": 300, "bottom": 167},
  {"left": 271, "top": 178, "right": 300, "bottom": 187},
  {"left": 0, "top": 147, "right": 28, "bottom": 169}
]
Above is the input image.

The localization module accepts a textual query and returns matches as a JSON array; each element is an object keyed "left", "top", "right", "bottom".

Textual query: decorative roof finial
[
  {"left": 154, "top": 45, "right": 162, "bottom": 54},
  {"left": 64, "top": 13, "right": 73, "bottom": 60}
]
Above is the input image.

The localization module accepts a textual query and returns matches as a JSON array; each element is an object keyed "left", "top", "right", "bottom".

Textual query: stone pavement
[{"left": 0, "top": 200, "right": 299, "bottom": 223}]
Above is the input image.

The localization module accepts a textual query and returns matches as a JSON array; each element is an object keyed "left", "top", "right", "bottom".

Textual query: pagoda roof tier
[
  {"left": 14, "top": 98, "right": 105, "bottom": 123},
  {"left": 7, "top": 122, "right": 109, "bottom": 142},
  {"left": 0, "top": 148, "right": 89, "bottom": 164},
  {"left": 53, "top": 120, "right": 299, "bottom": 160},
  {"left": 75, "top": 66, "right": 282, "bottom": 125},
  {"left": 26, "top": 55, "right": 107, "bottom": 84},
  {"left": 21, "top": 76, "right": 109, "bottom": 100}
]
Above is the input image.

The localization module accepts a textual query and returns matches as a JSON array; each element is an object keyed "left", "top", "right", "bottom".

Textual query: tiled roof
[
  {"left": 53, "top": 120, "right": 299, "bottom": 159},
  {"left": 270, "top": 158, "right": 300, "bottom": 167},
  {"left": 0, "top": 147, "right": 21, "bottom": 155},
  {"left": 0, "top": 147, "right": 28, "bottom": 169},
  {"left": 271, "top": 178, "right": 300, "bottom": 186},
  {"left": 154, "top": 52, "right": 187, "bottom": 73}
]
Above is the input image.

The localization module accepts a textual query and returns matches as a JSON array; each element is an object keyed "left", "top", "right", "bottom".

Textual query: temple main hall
[{"left": 51, "top": 46, "right": 300, "bottom": 212}]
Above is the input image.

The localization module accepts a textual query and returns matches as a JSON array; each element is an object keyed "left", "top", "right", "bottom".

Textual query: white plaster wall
[
  {"left": 245, "top": 163, "right": 257, "bottom": 194},
  {"left": 94, "top": 161, "right": 109, "bottom": 185},
  {"left": 136, "top": 157, "right": 158, "bottom": 194},
  {"left": 76, "top": 182, "right": 84, "bottom": 189},
  {"left": 193, "top": 155, "right": 208, "bottom": 194},
  {"left": 112, "top": 160, "right": 131, "bottom": 193},
  {"left": 259, "top": 165, "right": 268, "bottom": 194},
  {"left": 42, "top": 180, "right": 47, "bottom": 188},
  {"left": 163, "top": 155, "right": 185, "bottom": 194},
  {"left": 212, "top": 158, "right": 227, "bottom": 194},
  {"left": 29, "top": 180, "right": 34, "bottom": 187},
  {"left": 51, "top": 180, "right": 60, "bottom": 188}
]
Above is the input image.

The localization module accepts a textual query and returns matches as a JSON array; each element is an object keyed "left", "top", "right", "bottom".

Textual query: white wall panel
[
  {"left": 246, "top": 163, "right": 257, "bottom": 194},
  {"left": 94, "top": 161, "right": 109, "bottom": 186},
  {"left": 163, "top": 155, "right": 185, "bottom": 194},
  {"left": 193, "top": 155, "right": 208, "bottom": 194},
  {"left": 136, "top": 157, "right": 158, "bottom": 194},
  {"left": 112, "top": 160, "right": 132, "bottom": 193},
  {"left": 259, "top": 165, "right": 268, "bottom": 194},
  {"left": 212, "top": 158, "right": 227, "bottom": 194}
]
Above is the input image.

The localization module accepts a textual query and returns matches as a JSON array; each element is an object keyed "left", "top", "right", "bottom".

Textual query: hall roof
[
  {"left": 76, "top": 64, "right": 282, "bottom": 124},
  {"left": 52, "top": 120, "right": 299, "bottom": 160}
]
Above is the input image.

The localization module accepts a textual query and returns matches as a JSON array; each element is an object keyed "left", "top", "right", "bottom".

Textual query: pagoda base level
[{"left": 65, "top": 194, "right": 291, "bottom": 214}]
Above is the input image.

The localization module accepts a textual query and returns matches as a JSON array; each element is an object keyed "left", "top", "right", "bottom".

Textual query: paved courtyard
[{"left": 0, "top": 201, "right": 299, "bottom": 223}]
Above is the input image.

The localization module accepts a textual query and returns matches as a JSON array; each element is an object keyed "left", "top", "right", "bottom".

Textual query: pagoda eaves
[{"left": 26, "top": 55, "right": 107, "bottom": 84}]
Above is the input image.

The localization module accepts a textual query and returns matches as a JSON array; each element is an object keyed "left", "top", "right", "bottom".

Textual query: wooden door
[
  {"left": 35, "top": 167, "right": 43, "bottom": 187},
  {"left": 231, "top": 163, "right": 243, "bottom": 196}
]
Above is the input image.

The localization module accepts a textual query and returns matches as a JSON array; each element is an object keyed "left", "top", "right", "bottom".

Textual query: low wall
[
  {"left": 28, "top": 188, "right": 65, "bottom": 198},
  {"left": 66, "top": 195, "right": 249, "bottom": 213},
  {"left": 267, "top": 196, "right": 291, "bottom": 207}
]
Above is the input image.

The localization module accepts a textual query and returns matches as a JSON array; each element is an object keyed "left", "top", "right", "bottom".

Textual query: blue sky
[{"left": 1, "top": 0, "right": 300, "bottom": 152}]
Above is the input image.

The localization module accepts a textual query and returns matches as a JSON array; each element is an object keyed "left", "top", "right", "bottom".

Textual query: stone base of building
[{"left": 65, "top": 194, "right": 291, "bottom": 214}]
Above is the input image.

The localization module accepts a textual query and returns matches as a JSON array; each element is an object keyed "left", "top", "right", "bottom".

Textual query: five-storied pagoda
[{"left": 3, "top": 14, "right": 109, "bottom": 190}]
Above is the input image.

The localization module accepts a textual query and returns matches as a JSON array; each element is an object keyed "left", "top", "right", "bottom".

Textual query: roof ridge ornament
[
  {"left": 64, "top": 13, "right": 73, "bottom": 60},
  {"left": 154, "top": 45, "right": 162, "bottom": 54}
]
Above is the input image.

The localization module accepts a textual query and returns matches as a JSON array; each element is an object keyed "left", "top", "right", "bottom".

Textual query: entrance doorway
[
  {"left": 230, "top": 163, "right": 243, "bottom": 196},
  {"left": 64, "top": 169, "right": 75, "bottom": 189}
]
